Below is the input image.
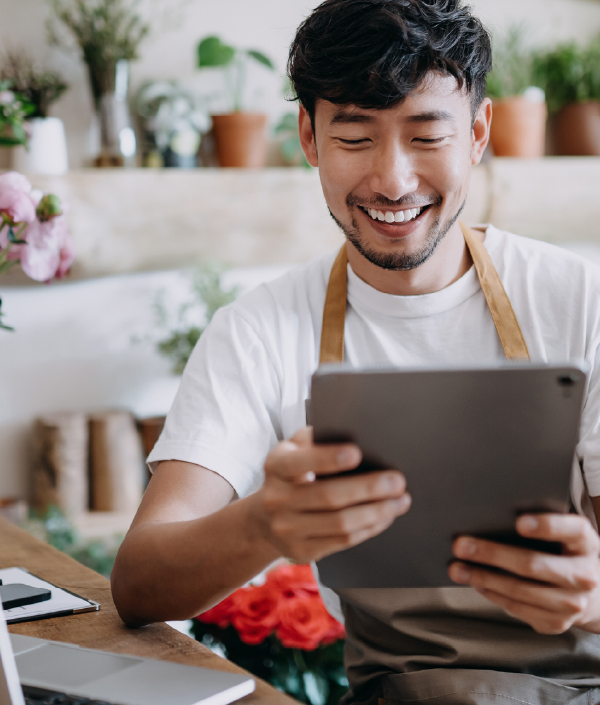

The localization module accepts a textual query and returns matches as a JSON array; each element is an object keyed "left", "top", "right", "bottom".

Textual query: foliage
[
  {"left": 0, "top": 51, "right": 68, "bottom": 118},
  {"left": 0, "top": 81, "right": 34, "bottom": 147},
  {"left": 533, "top": 38, "right": 600, "bottom": 114},
  {"left": 486, "top": 27, "right": 540, "bottom": 100},
  {"left": 194, "top": 564, "right": 348, "bottom": 705},
  {"left": 48, "top": 0, "right": 150, "bottom": 105},
  {"left": 197, "top": 35, "right": 276, "bottom": 112},
  {"left": 155, "top": 263, "right": 238, "bottom": 375},
  {"left": 23, "top": 505, "right": 122, "bottom": 578},
  {"left": 274, "top": 112, "right": 311, "bottom": 168}
]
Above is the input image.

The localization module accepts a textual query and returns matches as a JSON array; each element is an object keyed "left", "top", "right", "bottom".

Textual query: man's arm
[
  {"left": 449, "top": 497, "right": 600, "bottom": 634},
  {"left": 111, "top": 428, "right": 410, "bottom": 627}
]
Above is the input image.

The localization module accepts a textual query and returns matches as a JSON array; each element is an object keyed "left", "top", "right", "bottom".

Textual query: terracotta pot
[
  {"left": 554, "top": 101, "right": 600, "bottom": 156},
  {"left": 490, "top": 96, "right": 547, "bottom": 157},
  {"left": 211, "top": 113, "right": 268, "bottom": 167}
]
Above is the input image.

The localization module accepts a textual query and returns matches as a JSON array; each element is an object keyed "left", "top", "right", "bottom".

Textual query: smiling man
[{"left": 112, "top": 1, "right": 600, "bottom": 703}]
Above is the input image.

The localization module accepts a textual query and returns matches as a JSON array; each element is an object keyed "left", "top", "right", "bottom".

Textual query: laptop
[{"left": 0, "top": 606, "right": 254, "bottom": 705}]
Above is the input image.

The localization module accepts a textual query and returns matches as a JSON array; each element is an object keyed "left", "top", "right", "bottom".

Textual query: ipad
[{"left": 311, "top": 362, "right": 588, "bottom": 588}]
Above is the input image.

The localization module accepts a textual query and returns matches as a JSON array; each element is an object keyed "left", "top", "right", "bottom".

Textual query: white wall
[{"left": 1, "top": 0, "right": 600, "bottom": 169}]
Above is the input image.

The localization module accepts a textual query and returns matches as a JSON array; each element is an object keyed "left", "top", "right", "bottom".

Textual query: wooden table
[{"left": 1, "top": 516, "right": 296, "bottom": 705}]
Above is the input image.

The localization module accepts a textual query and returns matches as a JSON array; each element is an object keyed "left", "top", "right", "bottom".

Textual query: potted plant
[
  {"left": 197, "top": 35, "right": 276, "bottom": 167},
  {"left": 486, "top": 28, "right": 547, "bottom": 158},
  {"left": 533, "top": 39, "right": 600, "bottom": 156},
  {"left": 48, "top": 0, "right": 149, "bottom": 167},
  {"left": 0, "top": 51, "right": 69, "bottom": 175},
  {"left": 0, "top": 82, "right": 33, "bottom": 149}
]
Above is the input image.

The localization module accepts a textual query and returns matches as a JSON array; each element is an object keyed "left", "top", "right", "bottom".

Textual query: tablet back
[{"left": 312, "top": 363, "right": 587, "bottom": 588}]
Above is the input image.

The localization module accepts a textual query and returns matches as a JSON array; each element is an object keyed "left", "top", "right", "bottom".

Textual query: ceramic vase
[
  {"left": 211, "top": 113, "right": 268, "bottom": 167},
  {"left": 490, "top": 95, "right": 547, "bottom": 158},
  {"left": 12, "top": 117, "right": 69, "bottom": 175}
]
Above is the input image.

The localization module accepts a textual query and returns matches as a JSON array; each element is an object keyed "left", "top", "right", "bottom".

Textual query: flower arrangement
[
  {"left": 0, "top": 81, "right": 33, "bottom": 147},
  {"left": 193, "top": 563, "right": 348, "bottom": 705},
  {"left": 0, "top": 51, "right": 69, "bottom": 119},
  {"left": 0, "top": 171, "right": 75, "bottom": 330}
]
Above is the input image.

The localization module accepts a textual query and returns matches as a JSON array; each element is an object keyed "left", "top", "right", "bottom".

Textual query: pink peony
[
  {"left": 0, "top": 172, "right": 36, "bottom": 224},
  {"left": 18, "top": 215, "right": 75, "bottom": 282}
]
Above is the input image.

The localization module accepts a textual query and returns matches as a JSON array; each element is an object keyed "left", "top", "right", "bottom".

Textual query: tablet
[{"left": 311, "top": 362, "right": 588, "bottom": 588}]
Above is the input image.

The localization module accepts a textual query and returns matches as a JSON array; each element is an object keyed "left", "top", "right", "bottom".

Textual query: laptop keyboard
[{"left": 22, "top": 684, "right": 118, "bottom": 705}]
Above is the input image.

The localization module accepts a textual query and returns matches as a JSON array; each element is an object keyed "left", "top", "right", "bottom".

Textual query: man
[{"left": 111, "top": 1, "right": 600, "bottom": 703}]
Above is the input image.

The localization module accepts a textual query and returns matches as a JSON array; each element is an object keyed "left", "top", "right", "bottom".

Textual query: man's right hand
[{"left": 251, "top": 426, "right": 411, "bottom": 564}]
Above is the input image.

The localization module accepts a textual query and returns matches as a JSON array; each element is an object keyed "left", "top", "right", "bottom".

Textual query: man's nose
[{"left": 368, "top": 145, "right": 418, "bottom": 202}]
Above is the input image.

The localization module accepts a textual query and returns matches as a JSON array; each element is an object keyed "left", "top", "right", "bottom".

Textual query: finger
[
  {"left": 453, "top": 537, "right": 599, "bottom": 590},
  {"left": 470, "top": 586, "right": 579, "bottom": 635},
  {"left": 449, "top": 561, "right": 591, "bottom": 618},
  {"left": 265, "top": 438, "right": 362, "bottom": 482},
  {"left": 289, "top": 470, "right": 407, "bottom": 511},
  {"left": 516, "top": 513, "right": 600, "bottom": 557},
  {"left": 272, "top": 495, "right": 411, "bottom": 541}
]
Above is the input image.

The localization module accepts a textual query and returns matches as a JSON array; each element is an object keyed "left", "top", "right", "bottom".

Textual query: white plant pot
[{"left": 12, "top": 117, "right": 69, "bottom": 175}]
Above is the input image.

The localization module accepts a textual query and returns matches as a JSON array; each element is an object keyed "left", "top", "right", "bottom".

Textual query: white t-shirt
[{"left": 148, "top": 225, "right": 600, "bottom": 620}]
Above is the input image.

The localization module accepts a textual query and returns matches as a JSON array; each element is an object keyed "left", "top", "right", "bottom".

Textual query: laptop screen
[{"left": 0, "top": 607, "right": 25, "bottom": 705}]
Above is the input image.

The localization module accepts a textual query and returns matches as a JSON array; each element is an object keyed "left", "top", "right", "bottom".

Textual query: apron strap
[
  {"left": 319, "top": 244, "right": 348, "bottom": 364},
  {"left": 460, "top": 222, "right": 530, "bottom": 361},
  {"left": 319, "top": 222, "right": 530, "bottom": 365}
]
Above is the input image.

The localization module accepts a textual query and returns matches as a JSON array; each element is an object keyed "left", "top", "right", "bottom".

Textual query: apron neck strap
[{"left": 319, "top": 222, "right": 530, "bottom": 365}]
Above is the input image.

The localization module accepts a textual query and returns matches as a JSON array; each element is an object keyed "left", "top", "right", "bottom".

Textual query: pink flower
[
  {"left": 18, "top": 215, "right": 75, "bottom": 282},
  {"left": 0, "top": 172, "right": 36, "bottom": 224}
]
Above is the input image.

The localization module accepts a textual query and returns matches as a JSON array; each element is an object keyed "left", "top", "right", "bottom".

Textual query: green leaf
[
  {"left": 197, "top": 36, "right": 236, "bottom": 68},
  {"left": 247, "top": 50, "right": 275, "bottom": 70}
]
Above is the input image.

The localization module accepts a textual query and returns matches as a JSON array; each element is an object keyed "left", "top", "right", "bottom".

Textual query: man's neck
[{"left": 346, "top": 221, "right": 477, "bottom": 296}]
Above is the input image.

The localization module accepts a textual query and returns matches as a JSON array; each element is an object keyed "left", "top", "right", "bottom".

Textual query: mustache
[{"left": 346, "top": 193, "right": 443, "bottom": 210}]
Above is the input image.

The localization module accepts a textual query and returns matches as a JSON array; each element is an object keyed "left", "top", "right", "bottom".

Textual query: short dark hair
[{"left": 288, "top": 0, "right": 492, "bottom": 126}]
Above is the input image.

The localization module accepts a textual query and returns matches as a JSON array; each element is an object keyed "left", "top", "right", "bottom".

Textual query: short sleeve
[{"left": 147, "top": 305, "right": 282, "bottom": 498}]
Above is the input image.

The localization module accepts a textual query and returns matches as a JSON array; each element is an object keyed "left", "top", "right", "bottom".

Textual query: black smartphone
[{"left": 0, "top": 583, "right": 51, "bottom": 609}]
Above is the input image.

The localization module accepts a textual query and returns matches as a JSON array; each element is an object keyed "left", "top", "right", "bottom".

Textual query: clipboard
[{"left": 0, "top": 567, "right": 99, "bottom": 624}]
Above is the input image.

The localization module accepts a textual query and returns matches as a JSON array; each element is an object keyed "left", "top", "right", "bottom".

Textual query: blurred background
[{"left": 1, "top": 1, "right": 599, "bottom": 700}]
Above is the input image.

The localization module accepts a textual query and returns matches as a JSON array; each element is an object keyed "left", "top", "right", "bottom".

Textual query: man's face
[{"left": 299, "top": 73, "right": 491, "bottom": 271}]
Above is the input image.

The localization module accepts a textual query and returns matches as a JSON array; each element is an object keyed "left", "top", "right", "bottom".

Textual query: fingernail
[
  {"left": 519, "top": 516, "right": 538, "bottom": 533},
  {"left": 338, "top": 447, "right": 359, "bottom": 466},
  {"left": 456, "top": 538, "right": 477, "bottom": 558},
  {"left": 395, "top": 494, "right": 410, "bottom": 511},
  {"left": 453, "top": 564, "right": 471, "bottom": 582},
  {"left": 304, "top": 471, "right": 316, "bottom": 483}
]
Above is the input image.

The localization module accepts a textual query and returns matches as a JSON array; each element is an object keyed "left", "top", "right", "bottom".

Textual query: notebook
[{"left": 0, "top": 568, "right": 99, "bottom": 624}]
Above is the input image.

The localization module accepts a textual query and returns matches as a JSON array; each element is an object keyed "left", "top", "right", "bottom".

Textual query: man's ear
[
  {"left": 471, "top": 97, "right": 492, "bottom": 166},
  {"left": 298, "top": 105, "right": 318, "bottom": 167}
]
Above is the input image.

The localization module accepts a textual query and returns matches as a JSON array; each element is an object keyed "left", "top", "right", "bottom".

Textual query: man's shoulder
[
  {"left": 485, "top": 225, "right": 600, "bottom": 293},
  {"left": 228, "top": 250, "right": 338, "bottom": 326}
]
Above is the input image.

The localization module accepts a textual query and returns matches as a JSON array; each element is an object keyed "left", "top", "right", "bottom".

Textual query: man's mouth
[{"left": 358, "top": 204, "right": 431, "bottom": 224}]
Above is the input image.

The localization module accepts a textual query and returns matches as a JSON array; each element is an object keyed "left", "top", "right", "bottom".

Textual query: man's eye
[
  {"left": 337, "top": 138, "right": 369, "bottom": 145},
  {"left": 414, "top": 137, "right": 446, "bottom": 144}
]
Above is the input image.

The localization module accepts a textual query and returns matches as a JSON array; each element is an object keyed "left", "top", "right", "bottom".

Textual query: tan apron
[{"left": 319, "top": 223, "right": 600, "bottom": 705}]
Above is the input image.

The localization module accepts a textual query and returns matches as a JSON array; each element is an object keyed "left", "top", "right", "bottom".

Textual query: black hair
[{"left": 288, "top": 0, "right": 492, "bottom": 126}]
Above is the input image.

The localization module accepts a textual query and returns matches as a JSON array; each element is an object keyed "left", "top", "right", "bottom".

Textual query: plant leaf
[
  {"left": 198, "top": 36, "right": 235, "bottom": 68},
  {"left": 247, "top": 50, "right": 275, "bottom": 70}
]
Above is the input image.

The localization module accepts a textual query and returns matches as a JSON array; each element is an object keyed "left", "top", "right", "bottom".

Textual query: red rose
[
  {"left": 276, "top": 592, "right": 336, "bottom": 650},
  {"left": 196, "top": 591, "right": 241, "bottom": 628},
  {"left": 266, "top": 563, "right": 319, "bottom": 598},
  {"left": 231, "top": 583, "right": 280, "bottom": 645}
]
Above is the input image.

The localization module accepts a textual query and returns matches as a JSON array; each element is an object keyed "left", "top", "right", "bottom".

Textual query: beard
[{"left": 329, "top": 194, "right": 466, "bottom": 272}]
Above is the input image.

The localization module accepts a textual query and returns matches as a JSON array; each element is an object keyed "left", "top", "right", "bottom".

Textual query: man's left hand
[{"left": 449, "top": 514, "right": 600, "bottom": 634}]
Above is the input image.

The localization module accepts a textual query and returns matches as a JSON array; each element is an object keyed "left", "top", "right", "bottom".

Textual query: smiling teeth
[{"left": 368, "top": 207, "right": 423, "bottom": 223}]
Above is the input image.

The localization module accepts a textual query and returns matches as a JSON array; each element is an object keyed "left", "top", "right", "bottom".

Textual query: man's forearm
[{"left": 111, "top": 494, "right": 281, "bottom": 627}]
